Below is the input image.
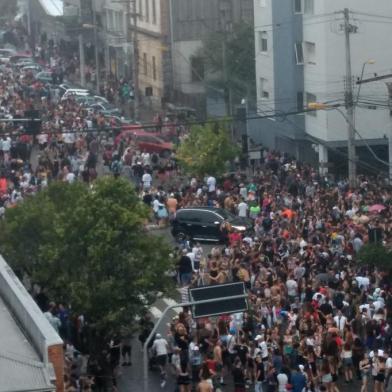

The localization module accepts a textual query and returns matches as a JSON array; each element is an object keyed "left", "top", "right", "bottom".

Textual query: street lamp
[{"left": 356, "top": 59, "right": 376, "bottom": 104}]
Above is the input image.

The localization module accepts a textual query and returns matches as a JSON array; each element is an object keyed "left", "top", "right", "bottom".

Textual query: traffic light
[{"left": 24, "top": 110, "right": 42, "bottom": 134}]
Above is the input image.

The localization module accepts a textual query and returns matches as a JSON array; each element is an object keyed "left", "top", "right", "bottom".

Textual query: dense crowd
[
  {"left": 141, "top": 153, "right": 392, "bottom": 392},
  {"left": 2, "top": 27, "right": 392, "bottom": 392}
]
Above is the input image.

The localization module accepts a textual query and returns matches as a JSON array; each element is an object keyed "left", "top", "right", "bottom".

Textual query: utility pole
[
  {"left": 93, "top": 6, "right": 100, "bottom": 93},
  {"left": 79, "top": 33, "right": 86, "bottom": 87},
  {"left": 169, "top": 0, "right": 175, "bottom": 91},
  {"left": 131, "top": 0, "right": 139, "bottom": 121},
  {"left": 387, "top": 83, "right": 392, "bottom": 184},
  {"left": 343, "top": 8, "right": 356, "bottom": 188}
]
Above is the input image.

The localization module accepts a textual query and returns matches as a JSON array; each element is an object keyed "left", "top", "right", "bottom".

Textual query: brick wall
[{"left": 48, "top": 344, "right": 64, "bottom": 392}]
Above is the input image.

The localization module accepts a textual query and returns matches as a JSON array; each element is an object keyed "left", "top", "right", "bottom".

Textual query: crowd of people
[
  {"left": 2, "top": 23, "right": 392, "bottom": 392},
  {"left": 141, "top": 152, "right": 392, "bottom": 392}
]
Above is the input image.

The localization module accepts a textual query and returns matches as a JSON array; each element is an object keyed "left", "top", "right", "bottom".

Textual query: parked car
[
  {"left": 171, "top": 207, "right": 253, "bottom": 242},
  {"left": 61, "top": 88, "right": 91, "bottom": 100},
  {"left": 114, "top": 128, "right": 173, "bottom": 156},
  {"left": 0, "top": 48, "right": 16, "bottom": 63},
  {"left": 86, "top": 102, "right": 121, "bottom": 116},
  {"left": 22, "top": 64, "right": 42, "bottom": 73},
  {"left": 35, "top": 71, "right": 52, "bottom": 83},
  {"left": 75, "top": 95, "right": 109, "bottom": 106}
]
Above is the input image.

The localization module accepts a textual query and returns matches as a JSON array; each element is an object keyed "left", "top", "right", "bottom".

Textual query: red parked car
[{"left": 114, "top": 128, "right": 174, "bottom": 157}]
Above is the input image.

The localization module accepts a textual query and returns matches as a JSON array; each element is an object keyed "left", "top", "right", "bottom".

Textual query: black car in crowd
[{"left": 171, "top": 207, "right": 253, "bottom": 242}]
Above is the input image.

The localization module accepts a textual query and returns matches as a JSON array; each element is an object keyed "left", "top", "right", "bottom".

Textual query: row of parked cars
[{"left": 0, "top": 48, "right": 178, "bottom": 157}]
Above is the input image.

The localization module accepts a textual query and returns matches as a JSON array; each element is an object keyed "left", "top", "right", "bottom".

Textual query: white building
[{"left": 254, "top": 0, "right": 392, "bottom": 175}]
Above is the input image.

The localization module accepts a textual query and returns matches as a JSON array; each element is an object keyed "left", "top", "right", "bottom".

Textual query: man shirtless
[{"left": 196, "top": 377, "right": 213, "bottom": 392}]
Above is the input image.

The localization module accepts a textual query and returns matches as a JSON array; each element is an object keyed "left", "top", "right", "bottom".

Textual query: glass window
[
  {"left": 190, "top": 56, "right": 204, "bottom": 82},
  {"left": 294, "top": 0, "right": 302, "bottom": 13},
  {"left": 199, "top": 211, "right": 221, "bottom": 224},
  {"left": 295, "top": 42, "right": 304, "bottom": 64},
  {"left": 177, "top": 210, "right": 201, "bottom": 223},
  {"left": 304, "top": 0, "right": 314, "bottom": 15},
  {"left": 259, "top": 31, "right": 268, "bottom": 52},
  {"left": 152, "top": 0, "right": 156, "bottom": 24},
  {"left": 145, "top": 0, "right": 149, "bottom": 22},
  {"left": 152, "top": 56, "right": 156, "bottom": 80}
]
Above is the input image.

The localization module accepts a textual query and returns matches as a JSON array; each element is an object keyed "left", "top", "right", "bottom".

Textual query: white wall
[
  {"left": 304, "top": 0, "right": 392, "bottom": 142},
  {"left": 254, "top": 0, "right": 275, "bottom": 114}
]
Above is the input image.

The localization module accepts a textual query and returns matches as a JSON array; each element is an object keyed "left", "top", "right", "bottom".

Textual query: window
[
  {"left": 259, "top": 78, "right": 269, "bottom": 100},
  {"left": 294, "top": 42, "right": 304, "bottom": 64},
  {"left": 152, "top": 56, "right": 156, "bottom": 80},
  {"left": 297, "top": 92, "right": 304, "bottom": 111},
  {"left": 304, "top": 0, "right": 314, "bottom": 15},
  {"left": 306, "top": 92, "right": 317, "bottom": 116},
  {"left": 294, "top": 0, "right": 302, "bottom": 13},
  {"left": 190, "top": 56, "right": 204, "bottom": 82},
  {"left": 294, "top": 0, "right": 314, "bottom": 14},
  {"left": 143, "top": 53, "right": 148, "bottom": 75},
  {"left": 305, "top": 41, "right": 316, "bottom": 64},
  {"left": 145, "top": 0, "right": 149, "bottom": 22},
  {"left": 177, "top": 210, "right": 201, "bottom": 223},
  {"left": 152, "top": 0, "right": 156, "bottom": 24},
  {"left": 199, "top": 211, "right": 220, "bottom": 224},
  {"left": 107, "top": 10, "right": 114, "bottom": 31},
  {"left": 258, "top": 31, "right": 268, "bottom": 52},
  {"left": 138, "top": 0, "right": 143, "bottom": 20}
]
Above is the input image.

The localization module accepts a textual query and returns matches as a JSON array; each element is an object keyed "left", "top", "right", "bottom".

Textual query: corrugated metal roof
[
  {"left": 38, "top": 0, "right": 63, "bottom": 17},
  {"left": 0, "top": 296, "right": 54, "bottom": 392},
  {"left": 0, "top": 353, "right": 54, "bottom": 392}
]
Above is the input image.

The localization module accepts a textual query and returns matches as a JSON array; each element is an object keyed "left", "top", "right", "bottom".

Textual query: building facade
[
  {"left": 134, "top": 0, "right": 166, "bottom": 110},
  {"left": 254, "top": 0, "right": 392, "bottom": 173},
  {"left": 168, "top": 0, "right": 254, "bottom": 114}
]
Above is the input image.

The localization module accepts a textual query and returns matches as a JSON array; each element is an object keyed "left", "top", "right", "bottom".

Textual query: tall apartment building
[{"left": 254, "top": 0, "right": 392, "bottom": 173}]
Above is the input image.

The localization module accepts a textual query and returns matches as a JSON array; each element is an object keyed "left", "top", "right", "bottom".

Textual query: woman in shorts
[
  {"left": 359, "top": 354, "right": 371, "bottom": 392},
  {"left": 177, "top": 359, "right": 191, "bottom": 392}
]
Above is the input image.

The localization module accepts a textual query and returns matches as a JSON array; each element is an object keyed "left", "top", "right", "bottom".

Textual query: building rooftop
[{"left": 0, "top": 295, "right": 54, "bottom": 392}]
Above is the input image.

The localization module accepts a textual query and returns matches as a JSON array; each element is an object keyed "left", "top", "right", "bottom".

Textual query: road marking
[
  {"left": 150, "top": 306, "right": 163, "bottom": 319},
  {"left": 162, "top": 298, "right": 181, "bottom": 314}
]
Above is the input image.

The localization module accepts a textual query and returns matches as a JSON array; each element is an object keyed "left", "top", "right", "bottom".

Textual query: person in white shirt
[
  {"left": 142, "top": 170, "right": 152, "bottom": 190},
  {"left": 286, "top": 276, "right": 298, "bottom": 302},
  {"left": 65, "top": 172, "right": 76, "bottom": 184},
  {"left": 206, "top": 175, "right": 216, "bottom": 193},
  {"left": 152, "top": 334, "right": 169, "bottom": 374},
  {"left": 192, "top": 243, "right": 203, "bottom": 271},
  {"left": 141, "top": 151, "right": 151, "bottom": 166},
  {"left": 237, "top": 199, "right": 249, "bottom": 217},
  {"left": 333, "top": 309, "right": 347, "bottom": 333}
]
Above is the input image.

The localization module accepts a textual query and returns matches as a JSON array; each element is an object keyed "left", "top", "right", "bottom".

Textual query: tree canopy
[
  {"left": 201, "top": 22, "right": 256, "bottom": 109},
  {"left": 0, "top": 178, "right": 174, "bottom": 334},
  {"left": 176, "top": 121, "right": 239, "bottom": 177},
  {"left": 358, "top": 243, "right": 392, "bottom": 271}
]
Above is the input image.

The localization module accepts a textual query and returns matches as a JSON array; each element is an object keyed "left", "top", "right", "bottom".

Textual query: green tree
[
  {"left": 200, "top": 22, "right": 256, "bottom": 111},
  {"left": 358, "top": 243, "right": 392, "bottom": 271},
  {"left": 176, "top": 121, "right": 239, "bottom": 177},
  {"left": 0, "top": 178, "right": 173, "bottom": 337}
]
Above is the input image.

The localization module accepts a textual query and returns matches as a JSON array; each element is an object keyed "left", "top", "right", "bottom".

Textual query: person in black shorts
[{"left": 177, "top": 359, "right": 191, "bottom": 391}]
